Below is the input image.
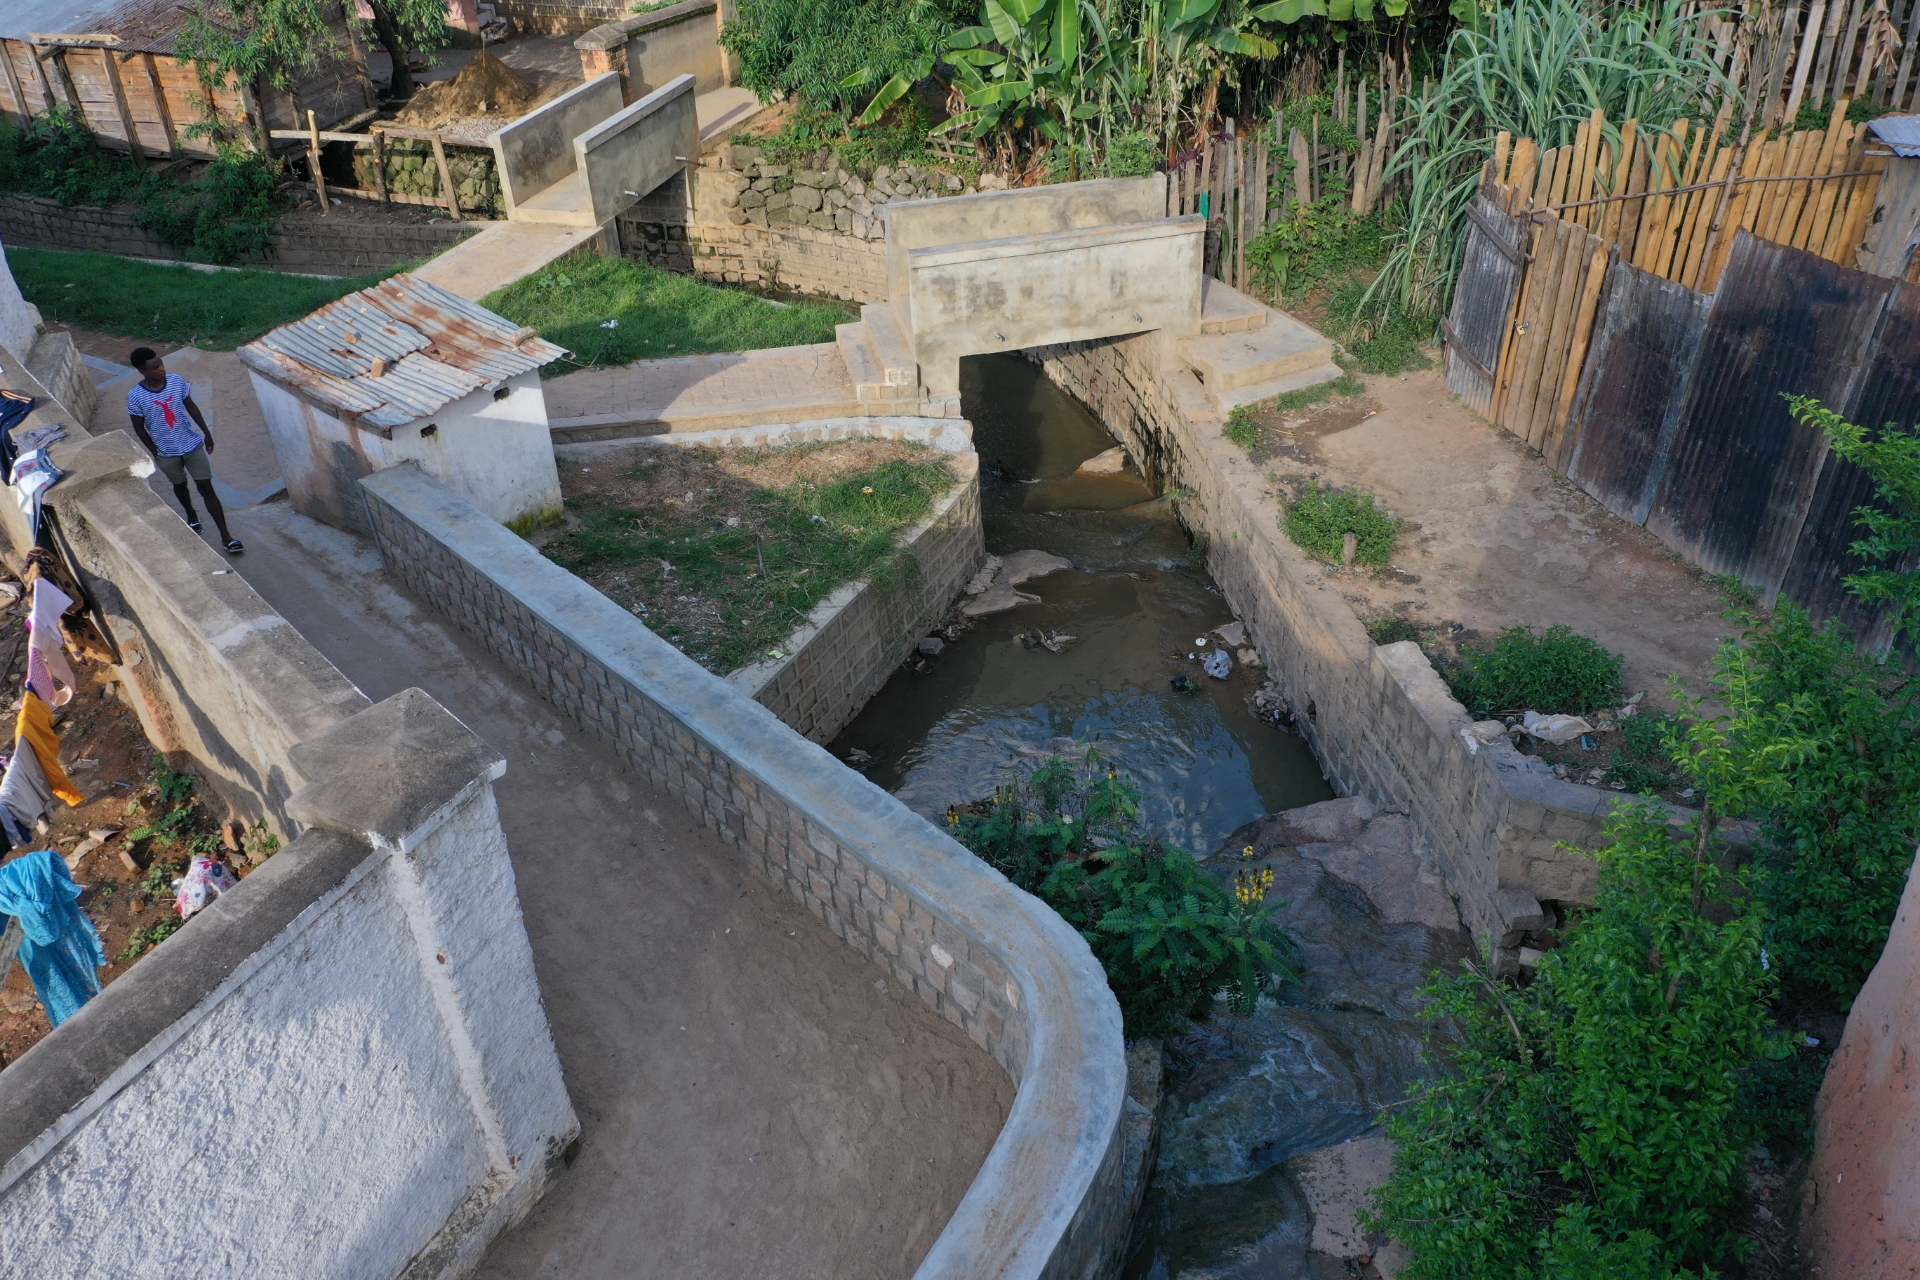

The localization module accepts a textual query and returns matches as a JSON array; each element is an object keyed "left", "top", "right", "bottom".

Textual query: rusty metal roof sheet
[
  {"left": 1868, "top": 114, "right": 1920, "bottom": 157},
  {"left": 237, "top": 272, "right": 565, "bottom": 429},
  {"left": 3, "top": 0, "right": 191, "bottom": 53}
]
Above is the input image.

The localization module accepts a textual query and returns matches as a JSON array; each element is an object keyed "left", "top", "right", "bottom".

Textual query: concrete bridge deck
[{"left": 215, "top": 487, "right": 1012, "bottom": 1278}]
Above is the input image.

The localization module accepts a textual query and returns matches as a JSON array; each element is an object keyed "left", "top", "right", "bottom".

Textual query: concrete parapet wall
[
  {"left": 907, "top": 217, "right": 1203, "bottom": 397},
  {"left": 1026, "top": 333, "right": 1613, "bottom": 940},
  {"left": 576, "top": 74, "right": 698, "bottom": 225},
  {"left": 491, "top": 73, "right": 624, "bottom": 217},
  {"left": 358, "top": 461, "right": 1133, "bottom": 1280},
  {"left": 575, "top": 0, "right": 726, "bottom": 98},
  {"left": 0, "top": 691, "right": 577, "bottom": 1279}
]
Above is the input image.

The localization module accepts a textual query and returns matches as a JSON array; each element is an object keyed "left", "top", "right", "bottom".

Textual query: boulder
[
  {"left": 961, "top": 584, "right": 1040, "bottom": 617},
  {"left": 995, "top": 549, "right": 1072, "bottom": 586},
  {"left": 1296, "top": 815, "right": 1461, "bottom": 932},
  {"left": 1285, "top": 1134, "right": 1395, "bottom": 1258},
  {"left": 1075, "top": 445, "right": 1127, "bottom": 475}
]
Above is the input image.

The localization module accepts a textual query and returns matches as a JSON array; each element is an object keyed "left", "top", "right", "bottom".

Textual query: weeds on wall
[
  {"left": 0, "top": 112, "right": 282, "bottom": 265},
  {"left": 949, "top": 753, "right": 1296, "bottom": 1036},
  {"left": 549, "top": 452, "right": 953, "bottom": 674},
  {"left": 1443, "top": 624, "right": 1624, "bottom": 718},
  {"left": 1282, "top": 478, "right": 1399, "bottom": 566}
]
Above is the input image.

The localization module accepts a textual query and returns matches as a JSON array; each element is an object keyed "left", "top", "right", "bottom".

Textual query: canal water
[{"left": 828, "top": 353, "right": 1332, "bottom": 856}]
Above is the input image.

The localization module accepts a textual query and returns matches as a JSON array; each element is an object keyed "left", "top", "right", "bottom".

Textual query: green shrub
[
  {"left": 1446, "top": 624, "right": 1623, "bottom": 718},
  {"left": 1224, "top": 406, "right": 1261, "bottom": 451},
  {"left": 1328, "top": 282, "right": 1437, "bottom": 375},
  {"left": 1282, "top": 478, "right": 1399, "bottom": 566},
  {"left": 1363, "top": 613, "right": 1423, "bottom": 646},
  {"left": 720, "top": 0, "right": 973, "bottom": 116},
  {"left": 950, "top": 755, "right": 1296, "bottom": 1035},
  {"left": 1366, "top": 802, "right": 1772, "bottom": 1277},
  {"left": 1602, "top": 709, "right": 1681, "bottom": 795},
  {"left": 1248, "top": 197, "right": 1392, "bottom": 302}
]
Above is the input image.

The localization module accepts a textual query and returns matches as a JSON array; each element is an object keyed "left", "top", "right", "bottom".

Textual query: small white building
[{"left": 239, "top": 274, "right": 566, "bottom": 535}]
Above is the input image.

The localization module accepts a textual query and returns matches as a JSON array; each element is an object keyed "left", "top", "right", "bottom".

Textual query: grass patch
[
  {"left": 549, "top": 447, "right": 953, "bottom": 673},
  {"left": 7, "top": 247, "right": 402, "bottom": 350},
  {"left": 1363, "top": 612, "right": 1426, "bottom": 646},
  {"left": 1444, "top": 624, "right": 1624, "bottom": 718},
  {"left": 1282, "top": 478, "right": 1399, "bottom": 566},
  {"left": 482, "top": 255, "right": 849, "bottom": 373},
  {"left": 1224, "top": 377, "right": 1365, "bottom": 454},
  {"left": 1328, "top": 282, "right": 1436, "bottom": 375}
]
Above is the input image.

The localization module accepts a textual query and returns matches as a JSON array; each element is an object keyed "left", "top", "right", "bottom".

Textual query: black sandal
[
  {"left": 187, "top": 518, "right": 202, "bottom": 532},
  {"left": 224, "top": 539, "right": 244, "bottom": 553}
]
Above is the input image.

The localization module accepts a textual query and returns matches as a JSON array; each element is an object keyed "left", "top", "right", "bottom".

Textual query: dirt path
[{"left": 1238, "top": 361, "right": 1735, "bottom": 710}]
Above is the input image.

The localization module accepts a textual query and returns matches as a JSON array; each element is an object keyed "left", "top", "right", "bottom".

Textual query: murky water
[{"left": 828, "top": 353, "right": 1332, "bottom": 855}]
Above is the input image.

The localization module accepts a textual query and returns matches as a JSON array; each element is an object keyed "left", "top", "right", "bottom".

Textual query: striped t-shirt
[{"left": 126, "top": 374, "right": 204, "bottom": 457}]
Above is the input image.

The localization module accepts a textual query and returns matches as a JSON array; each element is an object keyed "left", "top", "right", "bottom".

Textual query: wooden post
[
  {"left": 373, "top": 129, "right": 390, "bottom": 204},
  {"left": 0, "top": 42, "right": 30, "bottom": 122},
  {"left": 308, "top": 109, "right": 330, "bottom": 212},
  {"left": 1786, "top": 0, "right": 1829, "bottom": 125},
  {"left": 101, "top": 48, "right": 148, "bottom": 168},
  {"left": 28, "top": 44, "right": 56, "bottom": 117},
  {"left": 430, "top": 132, "right": 461, "bottom": 220},
  {"left": 139, "top": 53, "right": 177, "bottom": 156},
  {"left": 49, "top": 49, "right": 83, "bottom": 117}
]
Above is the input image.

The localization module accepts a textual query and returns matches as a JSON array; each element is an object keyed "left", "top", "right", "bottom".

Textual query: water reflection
[{"left": 828, "top": 353, "right": 1331, "bottom": 855}]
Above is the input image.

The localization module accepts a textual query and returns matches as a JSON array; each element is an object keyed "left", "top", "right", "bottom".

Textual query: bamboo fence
[{"left": 1475, "top": 99, "right": 1892, "bottom": 468}]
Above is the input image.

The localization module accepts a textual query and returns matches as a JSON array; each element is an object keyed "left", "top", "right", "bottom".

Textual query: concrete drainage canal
[{"left": 830, "top": 353, "right": 1473, "bottom": 1277}]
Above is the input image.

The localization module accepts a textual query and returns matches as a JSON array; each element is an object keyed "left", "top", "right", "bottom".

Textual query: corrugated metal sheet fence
[{"left": 1489, "top": 228, "right": 1920, "bottom": 648}]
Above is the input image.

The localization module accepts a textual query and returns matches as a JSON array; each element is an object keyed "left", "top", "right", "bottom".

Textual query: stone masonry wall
[
  {"left": 0, "top": 194, "right": 480, "bottom": 276},
  {"left": 358, "top": 461, "right": 1133, "bottom": 1280},
  {"left": 1026, "top": 333, "right": 1616, "bottom": 941},
  {"left": 616, "top": 149, "right": 1012, "bottom": 302}
]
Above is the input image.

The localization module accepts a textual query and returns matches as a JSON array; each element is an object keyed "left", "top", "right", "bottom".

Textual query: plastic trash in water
[{"left": 1202, "top": 648, "right": 1232, "bottom": 679}]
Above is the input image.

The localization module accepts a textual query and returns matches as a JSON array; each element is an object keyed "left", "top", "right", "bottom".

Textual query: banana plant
[{"left": 1253, "top": 0, "right": 1410, "bottom": 26}]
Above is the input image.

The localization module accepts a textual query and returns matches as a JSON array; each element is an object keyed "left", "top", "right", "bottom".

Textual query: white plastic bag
[{"left": 175, "top": 856, "right": 239, "bottom": 919}]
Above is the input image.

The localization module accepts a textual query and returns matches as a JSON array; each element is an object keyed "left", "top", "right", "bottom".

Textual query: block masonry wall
[
  {"left": 0, "top": 195, "right": 480, "bottom": 276},
  {"left": 358, "top": 461, "right": 1134, "bottom": 1280},
  {"left": 1025, "top": 333, "right": 1617, "bottom": 941},
  {"left": 732, "top": 455, "right": 983, "bottom": 742}
]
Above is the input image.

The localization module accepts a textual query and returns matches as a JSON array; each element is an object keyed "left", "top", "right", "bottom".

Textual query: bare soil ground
[
  {"left": 1235, "top": 357, "right": 1735, "bottom": 716},
  {"left": 0, "top": 598, "right": 249, "bottom": 1068}
]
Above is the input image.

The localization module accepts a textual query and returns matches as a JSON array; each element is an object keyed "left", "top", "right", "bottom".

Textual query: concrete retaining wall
[
  {"left": 0, "top": 195, "right": 479, "bottom": 276},
  {"left": 493, "top": 0, "right": 626, "bottom": 34},
  {"left": 0, "top": 692, "right": 577, "bottom": 1280},
  {"left": 1026, "top": 333, "right": 1614, "bottom": 941},
  {"left": 358, "top": 461, "right": 1134, "bottom": 1280},
  {"left": 575, "top": 0, "right": 727, "bottom": 100}
]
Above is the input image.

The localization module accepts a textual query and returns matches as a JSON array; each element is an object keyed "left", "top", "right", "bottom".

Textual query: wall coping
[
  {"left": 575, "top": 0, "right": 717, "bottom": 50},
  {"left": 357, "top": 461, "right": 1128, "bottom": 1279},
  {"left": 576, "top": 73, "right": 696, "bottom": 157},
  {"left": 905, "top": 214, "right": 1203, "bottom": 271},
  {"left": 0, "top": 827, "right": 377, "bottom": 1187}
]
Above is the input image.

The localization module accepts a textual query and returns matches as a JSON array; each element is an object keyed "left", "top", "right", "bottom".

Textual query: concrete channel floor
[{"left": 210, "top": 499, "right": 1012, "bottom": 1277}]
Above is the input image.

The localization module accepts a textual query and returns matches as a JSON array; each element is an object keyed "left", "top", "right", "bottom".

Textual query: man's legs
[{"left": 192, "top": 477, "right": 232, "bottom": 543}]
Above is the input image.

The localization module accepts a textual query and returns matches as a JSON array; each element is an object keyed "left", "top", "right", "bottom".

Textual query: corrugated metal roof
[
  {"left": 2, "top": 0, "right": 189, "bottom": 53},
  {"left": 238, "top": 272, "right": 566, "bottom": 430},
  {"left": 1868, "top": 114, "right": 1920, "bottom": 157}
]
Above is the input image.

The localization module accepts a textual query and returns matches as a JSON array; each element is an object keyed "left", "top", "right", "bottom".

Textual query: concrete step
[
  {"left": 859, "top": 302, "right": 920, "bottom": 388},
  {"left": 1206, "top": 360, "right": 1345, "bottom": 413},
  {"left": 1199, "top": 277, "right": 1268, "bottom": 334},
  {"left": 836, "top": 322, "right": 918, "bottom": 403},
  {"left": 1178, "top": 308, "right": 1335, "bottom": 392}
]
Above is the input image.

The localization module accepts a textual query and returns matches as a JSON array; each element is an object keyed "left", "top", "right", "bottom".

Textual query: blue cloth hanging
[{"left": 0, "top": 850, "right": 105, "bottom": 1027}]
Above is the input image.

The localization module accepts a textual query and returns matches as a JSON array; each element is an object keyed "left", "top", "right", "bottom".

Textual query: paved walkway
[
  {"left": 544, "top": 343, "right": 856, "bottom": 426},
  {"left": 86, "top": 338, "right": 1018, "bottom": 1277}
]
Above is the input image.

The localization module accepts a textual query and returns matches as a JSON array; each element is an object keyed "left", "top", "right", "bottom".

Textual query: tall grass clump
[{"left": 1368, "top": 0, "right": 1735, "bottom": 319}]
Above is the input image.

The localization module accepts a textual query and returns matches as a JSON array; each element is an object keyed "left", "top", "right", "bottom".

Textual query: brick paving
[{"left": 542, "top": 342, "right": 854, "bottom": 422}]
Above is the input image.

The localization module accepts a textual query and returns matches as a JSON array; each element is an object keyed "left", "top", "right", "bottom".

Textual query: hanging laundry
[
  {"left": 26, "top": 578, "right": 75, "bottom": 707},
  {"left": 0, "top": 736, "right": 50, "bottom": 847},
  {"left": 9, "top": 448, "right": 62, "bottom": 535},
  {"left": 0, "top": 850, "right": 105, "bottom": 1027},
  {"left": 16, "top": 691, "right": 82, "bottom": 808},
  {"left": 21, "top": 545, "right": 114, "bottom": 667},
  {"left": 13, "top": 423, "right": 66, "bottom": 456},
  {"left": 0, "top": 390, "right": 32, "bottom": 476}
]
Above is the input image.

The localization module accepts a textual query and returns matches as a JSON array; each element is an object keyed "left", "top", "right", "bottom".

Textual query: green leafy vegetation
[
  {"left": 482, "top": 256, "right": 849, "bottom": 372},
  {"left": 1602, "top": 709, "right": 1681, "bottom": 795},
  {"left": 723, "top": 0, "right": 976, "bottom": 117},
  {"left": 1248, "top": 197, "right": 1392, "bottom": 302},
  {"left": 0, "top": 113, "right": 283, "bottom": 265},
  {"left": 1444, "top": 624, "right": 1624, "bottom": 718},
  {"left": 1367, "top": 805, "right": 1772, "bottom": 1278},
  {"left": 549, "top": 452, "right": 954, "bottom": 673},
  {"left": 1362, "top": 612, "right": 1426, "bottom": 646},
  {"left": 1222, "top": 376, "right": 1366, "bottom": 452},
  {"left": 176, "top": 0, "right": 449, "bottom": 111},
  {"left": 1282, "top": 478, "right": 1399, "bottom": 565},
  {"left": 949, "top": 754, "right": 1296, "bottom": 1034},
  {"left": 119, "top": 916, "right": 185, "bottom": 962},
  {"left": 1788, "top": 395, "right": 1920, "bottom": 641},
  {"left": 7, "top": 247, "right": 397, "bottom": 350}
]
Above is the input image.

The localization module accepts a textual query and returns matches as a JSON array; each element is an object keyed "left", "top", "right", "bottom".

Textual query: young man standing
[{"left": 125, "top": 347, "right": 242, "bottom": 553}]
